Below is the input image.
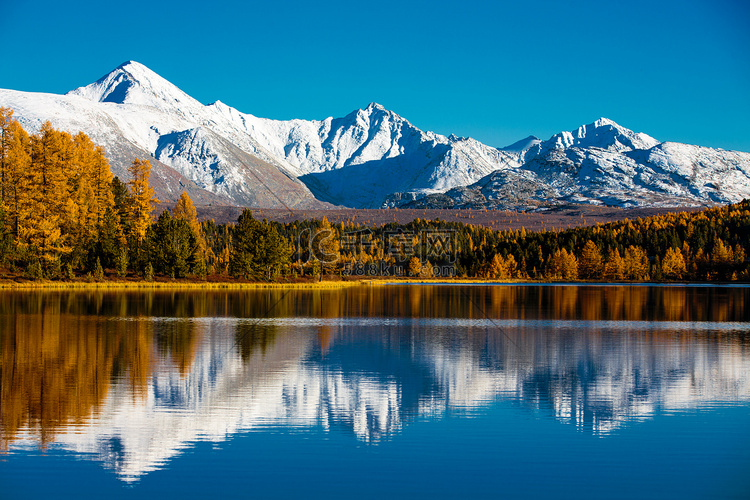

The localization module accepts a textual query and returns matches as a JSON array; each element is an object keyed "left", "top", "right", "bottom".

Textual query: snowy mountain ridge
[
  {"left": 545, "top": 117, "right": 661, "bottom": 152},
  {"left": 2, "top": 60, "right": 750, "bottom": 209},
  {"left": 401, "top": 116, "right": 750, "bottom": 209}
]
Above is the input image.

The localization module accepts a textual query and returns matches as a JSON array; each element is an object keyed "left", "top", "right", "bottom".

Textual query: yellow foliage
[
  {"left": 127, "top": 158, "right": 159, "bottom": 245},
  {"left": 603, "top": 248, "right": 625, "bottom": 281},
  {"left": 578, "top": 240, "right": 602, "bottom": 279},
  {"left": 662, "top": 247, "right": 686, "bottom": 280},
  {"left": 624, "top": 246, "right": 649, "bottom": 281}
]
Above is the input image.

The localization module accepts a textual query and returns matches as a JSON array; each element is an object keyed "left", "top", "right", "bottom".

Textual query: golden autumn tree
[
  {"left": 172, "top": 191, "right": 199, "bottom": 233},
  {"left": 548, "top": 248, "right": 578, "bottom": 280},
  {"left": 603, "top": 248, "right": 625, "bottom": 281},
  {"left": 172, "top": 191, "right": 209, "bottom": 276},
  {"left": 126, "top": 158, "right": 159, "bottom": 247},
  {"left": 65, "top": 132, "right": 114, "bottom": 252},
  {"left": 489, "top": 253, "right": 519, "bottom": 279},
  {"left": 489, "top": 253, "right": 505, "bottom": 278},
  {"left": 624, "top": 245, "right": 649, "bottom": 281},
  {"left": 661, "top": 247, "right": 687, "bottom": 280},
  {"left": 311, "top": 217, "right": 339, "bottom": 274},
  {"left": 711, "top": 237, "right": 734, "bottom": 265},
  {"left": 0, "top": 112, "right": 31, "bottom": 237},
  {"left": 24, "top": 122, "right": 73, "bottom": 264},
  {"left": 75, "top": 134, "right": 113, "bottom": 223},
  {"left": 408, "top": 256, "right": 422, "bottom": 276},
  {"left": 0, "top": 107, "right": 14, "bottom": 203},
  {"left": 578, "top": 240, "right": 602, "bottom": 279},
  {"left": 562, "top": 249, "right": 578, "bottom": 280},
  {"left": 547, "top": 249, "right": 565, "bottom": 279}
]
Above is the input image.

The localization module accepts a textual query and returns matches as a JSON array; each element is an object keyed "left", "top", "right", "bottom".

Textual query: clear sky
[{"left": 1, "top": 0, "right": 748, "bottom": 151}]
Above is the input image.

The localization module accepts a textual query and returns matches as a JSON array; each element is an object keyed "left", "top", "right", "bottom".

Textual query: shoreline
[
  {"left": 0, "top": 280, "right": 361, "bottom": 290},
  {"left": 0, "top": 276, "right": 742, "bottom": 290}
]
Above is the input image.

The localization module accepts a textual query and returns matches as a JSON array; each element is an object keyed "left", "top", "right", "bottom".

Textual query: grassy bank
[
  {"left": 361, "top": 277, "right": 533, "bottom": 285},
  {"left": 0, "top": 278, "right": 363, "bottom": 290}
]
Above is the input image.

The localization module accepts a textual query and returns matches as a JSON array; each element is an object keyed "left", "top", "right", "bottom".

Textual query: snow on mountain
[
  {"left": 1, "top": 62, "right": 325, "bottom": 208},
  {"left": 2, "top": 61, "right": 517, "bottom": 208},
  {"left": 517, "top": 120, "right": 750, "bottom": 207},
  {"left": 0, "top": 87, "right": 234, "bottom": 206},
  {"left": 153, "top": 126, "right": 319, "bottom": 207},
  {"left": 2, "top": 61, "right": 750, "bottom": 210},
  {"left": 500, "top": 135, "right": 542, "bottom": 153},
  {"left": 639, "top": 142, "right": 750, "bottom": 201},
  {"left": 68, "top": 61, "right": 206, "bottom": 119},
  {"left": 543, "top": 117, "right": 660, "bottom": 152},
  {"left": 207, "top": 101, "right": 521, "bottom": 207},
  {"left": 403, "top": 118, "right": 750, "bottom": 210}
]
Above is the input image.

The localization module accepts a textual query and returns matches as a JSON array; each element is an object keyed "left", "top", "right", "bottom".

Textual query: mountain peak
[
  {"left": 67, "top": 61, "right": 201, "bottom": 111},
  {"left": 115, "top": 60, "right": 148, "bottom": 72},
  {"left": 547, "top": 118, "right": 660, "bottom": 152},
  {"left": 343, "top": 102, "right": 409, "bottom": 129},
  {"left": 501, "top": 135, "right": 541, "bottom": 153},
  {"left": 592, "top": 117, "right": 618, "bottom": 128},
  {"left": 366, "top": 102, "right": 386, "bottom": 111},
  {"left": 360, "top": 102, "right": 396, "bottom": 120}
]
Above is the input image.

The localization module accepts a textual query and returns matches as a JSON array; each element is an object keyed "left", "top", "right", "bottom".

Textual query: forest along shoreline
[{"left": 1, "top": 107, "right": 748, "bottom": 286}]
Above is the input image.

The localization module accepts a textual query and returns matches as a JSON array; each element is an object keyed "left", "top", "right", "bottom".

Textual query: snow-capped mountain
[
  {"left": 399, "top": 118, "right": 750, "bottom": 209},
  {"left": 545, "top": 117, "right": 661, "bottom": 152},
  {"left": 1, "top": 62, "right": 326, "bottom": 208},
  {"left": 2, "top": 61, "right": 749, "bottom": 209}
]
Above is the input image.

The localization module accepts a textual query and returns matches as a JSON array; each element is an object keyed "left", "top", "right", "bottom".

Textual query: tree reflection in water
[{"left": 0, "top": 285, "right": 748, "bottom": 479}]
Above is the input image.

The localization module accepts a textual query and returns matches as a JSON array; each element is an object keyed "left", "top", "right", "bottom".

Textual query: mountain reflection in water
[{"left": 1, "top": 285, "right": 749, "bottom": 482}]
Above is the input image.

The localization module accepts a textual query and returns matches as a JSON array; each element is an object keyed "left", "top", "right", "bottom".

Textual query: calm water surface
[{"left": 1, "top": 285, "right": 749, "bottom": 499}]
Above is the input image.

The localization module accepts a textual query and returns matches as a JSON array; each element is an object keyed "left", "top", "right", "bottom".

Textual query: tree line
[
  {"left": 2, "top": 106, "right": 749, "bottom": 283},
  {"left": 276, "top": 205, "right": 750, "bottom": 281}
]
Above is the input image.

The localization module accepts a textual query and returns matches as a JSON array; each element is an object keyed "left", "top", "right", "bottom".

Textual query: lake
[{"left": 1, "top": 284, "right": 749, "bottom": 499}]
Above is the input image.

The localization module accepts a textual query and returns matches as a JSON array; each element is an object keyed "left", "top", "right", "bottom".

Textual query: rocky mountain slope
[
  {"left": 399, "top": 118, "right": 750, "bottom": 210},
  {"left": 2, "top": 61, "right": 749, "bottom": 210}
]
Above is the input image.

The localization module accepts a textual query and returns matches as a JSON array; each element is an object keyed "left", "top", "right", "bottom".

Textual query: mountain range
[{"left": 2, "top": 61, "right": 749, "bottom": 210}]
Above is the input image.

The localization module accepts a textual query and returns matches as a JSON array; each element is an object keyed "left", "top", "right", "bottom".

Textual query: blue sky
[{"left": 1, "top": 0, "right": 748, "bottom": 151}]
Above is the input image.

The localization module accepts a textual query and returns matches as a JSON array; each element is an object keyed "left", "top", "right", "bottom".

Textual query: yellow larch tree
[
  {"left": 66, "top": 132, "right": 97, "bottom": 248},
  {"left": 69, "top": 132, "right": 113, "bottom": 243},
  {"left": 172, "top": 191, "right": 207, "bottom": 271},
  {"left": 578, "top": 240, "right": 602, "bottom": 279},
  {"left": 127, "top": 158, "right": 159, "bottom": 246},
  {"left": 548, "top": 248, "right": 578, "bottom": 280},
  {"left": 24, "top": 122, "right": 73, "bottom": 262},
  {"left": 661, "top": 247, "right": 686, "bottom": 280},
  {"left": 0, "top": 116, "right": 31, "bottom": 238},
  {"left": 0, "top": 107, "right": 15, "bottom": 204},
  {"left": 603, "top": 248, "right": 625, "bottom": 281},
  {"left": 172, "top": 191, "right": 203, "bottom": 243},
  {"left": 623, "top": 246, "right": 649, "bottom": 281}
]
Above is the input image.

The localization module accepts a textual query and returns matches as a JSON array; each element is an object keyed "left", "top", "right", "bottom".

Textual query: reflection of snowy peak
[{"left": 9, "top": 317, "right": 749, "bottom": 482}]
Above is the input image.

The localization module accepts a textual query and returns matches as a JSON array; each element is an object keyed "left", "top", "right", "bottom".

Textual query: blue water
[
  {"left": 1, "top": 285, "right": 749, "bottom": 499},
  {"left": 3, "top": 405, "right": 748, "bottom": 499}
]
